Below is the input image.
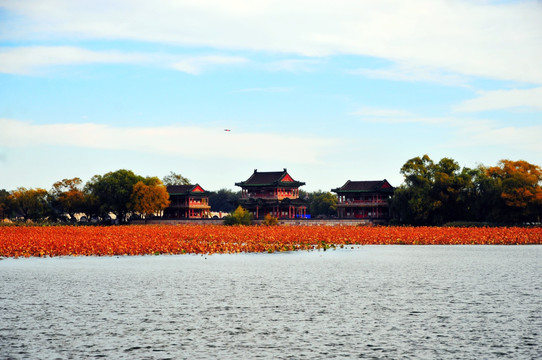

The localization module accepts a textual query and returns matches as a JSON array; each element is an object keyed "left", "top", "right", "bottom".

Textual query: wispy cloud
[
  {"left": 171, "top": 55, "right": 249, "bottom": 75},
  {"left": 0, "top": 46, "right": 250, "bottom": 75},
  {"left": 0, "top": 46, "right": 149, "bottom": 75},
  {"left": 454, "top": 87, "right": 542, "bottom": 113},
  {"left": 452, "top": 124, "right": 542, "bottom": 153},
  {"left": 349, "top": 107, "right": 461, "bottom": 125},
  {"left": 350, "top": 63, "right": 470, "bottom": 87},
  {"left": 3, "top": 0, "right": 541, "bottom": 83},
  {"left": 0, "top": 118, "right": 338, "bottom": 163},
  {"left": 266, "top": 59, "right": 323, "bottom": 73}
]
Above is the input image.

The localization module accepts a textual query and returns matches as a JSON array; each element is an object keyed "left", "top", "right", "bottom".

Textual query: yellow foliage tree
[
  {"left": 486, "top": 160, "right": 542, "bottom": 208},
  {"left": 52, "top": 178, "right": 86, "bottom": 221},
  {"left": 486, "top": 160, "right": 542, "bottom": 222},
  {"left": 262, "top": 213, "right": 278, "bottom": 226},
  {"left": 129, "top": 179, "right": 170, "bottom": 221}
]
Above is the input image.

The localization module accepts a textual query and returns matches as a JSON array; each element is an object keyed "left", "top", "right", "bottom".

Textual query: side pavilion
[
  {"left": 163, "top": 184, "right": 212, "bottom": 219},
  {"left": 332, "top": 180, "right": 394, "bottom": 223}
]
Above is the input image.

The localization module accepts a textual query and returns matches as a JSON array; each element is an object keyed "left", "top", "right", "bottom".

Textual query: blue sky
[{"left": 1, "top": 0, "right": 541, "bottom": 192}]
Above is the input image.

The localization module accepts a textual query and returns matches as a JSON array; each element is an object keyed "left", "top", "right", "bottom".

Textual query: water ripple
[{"left": 1, "top": 245, "right": 541, "bottom": 359}]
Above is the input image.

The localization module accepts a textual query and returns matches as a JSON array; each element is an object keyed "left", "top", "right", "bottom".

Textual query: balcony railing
[
  {"left": 169, "top": 202, "right": 210, "bottom": 208},
  {"left": 188, "top": 203, "right": 210, "bottom": 208},
  {"left": 242, "top": 194, "right": 297, "bottom": 200},
  {"left": 338, "top": 200, "right": 388, "bottom": 205}
]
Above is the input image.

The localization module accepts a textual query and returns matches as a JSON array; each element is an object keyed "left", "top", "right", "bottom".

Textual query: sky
[{"left": 1, "top": 0, "right": 541, "bottom": 192}]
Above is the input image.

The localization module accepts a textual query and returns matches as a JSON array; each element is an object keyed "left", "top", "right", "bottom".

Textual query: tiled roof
[
  {"left": 243, "top": 171, "right": 285, "bottom": 185},
  {"left": 167, "top": 185, "right": 194, "bottom": 193},
  {"left": 166, "top": 184, "right": 208, "bottom": 194},
  {"left": 332, "top": 180, "right": 394, "bottom": 193},
  {"left": 236, "top": 169, "right": 305, "bottom": 187}
]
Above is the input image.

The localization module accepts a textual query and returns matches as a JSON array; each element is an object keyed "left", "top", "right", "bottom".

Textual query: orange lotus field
[{"left": 0, "top": 225, "right": 541, "bottom": 258}]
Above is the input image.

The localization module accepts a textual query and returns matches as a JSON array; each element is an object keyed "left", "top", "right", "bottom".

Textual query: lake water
[{"left": 1, "top": 246, "right": 541, "bottom": 359}]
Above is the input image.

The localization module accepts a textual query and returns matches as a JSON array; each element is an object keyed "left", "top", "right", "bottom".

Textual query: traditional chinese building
[
  {"left": 163, "top": 184, "right": 211, "bottom": 219},
  {"left": 235, "top": 169, "right": 308, "bottom": 219},
  {"left": 332, "top": 180, "right": 394, "bottom": 222}
]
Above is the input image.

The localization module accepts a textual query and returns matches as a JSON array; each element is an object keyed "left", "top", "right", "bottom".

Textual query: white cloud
[
  {"left": 454, "top": 87, "right": 542, "bottom": 112},
  {"left": 266, "top": 59, "right": 323, "bottom": 73},
  {"left": 0, "top": 118, "right": 338, "bottom": 163},
  {"left": 0, "top": 46, "right": 149, "bottom": 75},
  {"left": 352, "top": 110, "right": 468, "bottom": 125},
  {"left": 2, "top": 0, "right": 541, "bottom": 83},
  {"left": 171, "top": 55, "right": 248, "bottom": 75},
  {"left": 453, "top": 124, "right": 542, "bottom": 153},
  {"left": 0, "top": 46, "right": 249, "bottom": 75},
  {"left": 350, "top": 63, "right": 470, "bottom": 86}
]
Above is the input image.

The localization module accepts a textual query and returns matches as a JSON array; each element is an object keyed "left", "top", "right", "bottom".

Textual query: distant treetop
[{"left": 162, "top": 171, "right": 191, "bottom": 186}]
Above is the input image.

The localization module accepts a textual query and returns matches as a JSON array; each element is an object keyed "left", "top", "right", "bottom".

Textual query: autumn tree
[
  {"left": 162, "top": 171, "right": 190, "bottom": 186},
  {"left": 262, "top": 213, "right": 279, "bottom": 226},
  {"left": 51, "top": 178, "right": 86, "bottom": 221},
  {"left": 129, "top": 177, "right": 170, "bottom": 221},
  {"left": 486, "top": 160, "right": 542, "bottom": 223},
  {"left": 223, "top": 206, "right": 253, "bottom": 225},
  {"left": 8, "top": 187, "right": 50, "bottom": 221}
]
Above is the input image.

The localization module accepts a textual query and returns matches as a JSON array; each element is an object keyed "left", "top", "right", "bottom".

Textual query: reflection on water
[{"left": 1, "top": 246, "right": 541, "bottom": 359}]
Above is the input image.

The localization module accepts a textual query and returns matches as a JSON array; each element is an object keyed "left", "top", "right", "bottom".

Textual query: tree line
[
  {"left": 391, "top": 156, "right": 542, "bottom": 225},
  {"left": 0, "top": 170, "right": 176, "bottom": 223},
  {"left": 1, "top": 156, "right": 541, "bottom": 225}
]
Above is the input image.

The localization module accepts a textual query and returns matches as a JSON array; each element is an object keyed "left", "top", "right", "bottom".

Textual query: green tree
[
  {"left": 391, "top": 155, "right": 436, "bottom": 225},
  {"left": 430, "top": 158, "right": 469, "bottom": 224},
  {"left": 85, "top": 169, "right": 144, "bottom": 223},
  {"left": 8, "top": 187, "right": 50, "bottom": 222},
  {"left": 0, "top": 189, "right": 10, "bottom": 221},
  {"left": 162, "top": 171, "right": 191, "bottom": 186},
  {"left": 309, "top": 191, "right": 338, "bottom": 218},
  {"left": 209, "top": 188, "right": 241, "bottom": 213},
  {"left": 392, "top": 155, "right": 542, "bottom": 225},
  {"left": 391, "top": 155, "right": 478, "bottom": 225},
  {"left": 80, "top": 191, "right": 101, "bottom": 222},
  {"left": 223, "top": 206, "right": 253, "bottom": 225}
]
